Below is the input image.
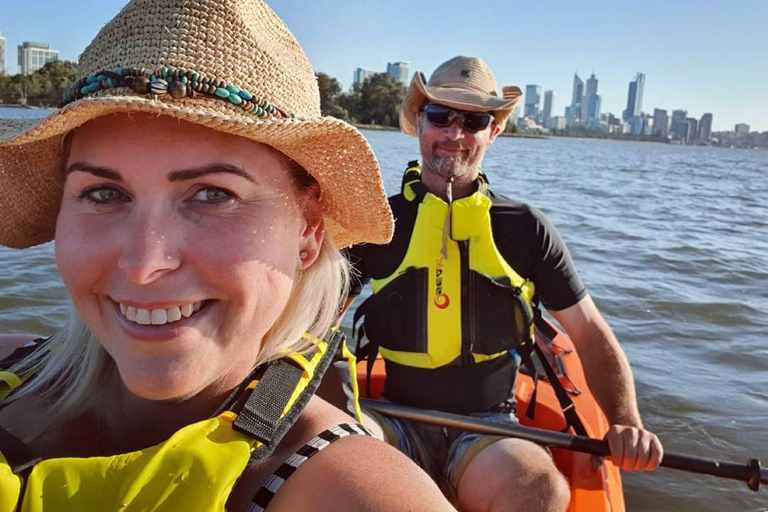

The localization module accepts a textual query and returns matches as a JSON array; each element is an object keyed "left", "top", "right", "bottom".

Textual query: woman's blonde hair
[{"left": 3, "top": 151, "right": 350, "bottom": 430}]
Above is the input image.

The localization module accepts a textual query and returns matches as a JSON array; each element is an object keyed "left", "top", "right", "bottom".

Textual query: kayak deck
[{"left": 356, "top": 322, "right": 625, "bottom": 512}]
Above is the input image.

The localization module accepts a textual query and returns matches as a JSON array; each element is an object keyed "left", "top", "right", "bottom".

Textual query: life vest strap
[
  {"left": 232, "top": 359, "right": 306, "bottom": 445},
  {"left": 521, "top": 310, "right": 588, "bottom": 437},
  {"left": 353, "top": 303, "right": 380, "bottom": 399},
  {"left": 0, "top": 426, "right": 40, "bottom": 475}
]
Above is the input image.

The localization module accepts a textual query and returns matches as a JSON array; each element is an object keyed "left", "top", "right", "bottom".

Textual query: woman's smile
[{"left": 55, "top": 115, "right": 307, "bottom": 399}]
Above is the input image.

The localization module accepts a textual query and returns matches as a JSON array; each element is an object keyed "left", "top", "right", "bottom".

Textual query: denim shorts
[{"left": 364, "top": 405, "right": 518, "bottom": 501}]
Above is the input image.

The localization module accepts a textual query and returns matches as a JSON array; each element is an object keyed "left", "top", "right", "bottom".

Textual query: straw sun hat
[
  {"left": 399, "top": 56, "right": 523, "bottom": 136},
  {"left": 0, "top": 0, "right": 393, "bottom": 250}
]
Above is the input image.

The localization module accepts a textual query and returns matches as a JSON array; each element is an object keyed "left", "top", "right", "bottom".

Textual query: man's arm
[{"left": 549, "top": 295, "right": 663, "bottom": 472}]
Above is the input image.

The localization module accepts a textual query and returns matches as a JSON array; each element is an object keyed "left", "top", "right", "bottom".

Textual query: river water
[{"left": 0, "top": 111, "right": 766, "bottom": 511}]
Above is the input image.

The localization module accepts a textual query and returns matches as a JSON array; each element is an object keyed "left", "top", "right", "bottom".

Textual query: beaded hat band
[
  {"left": 63, "top": 66, "right": 292, "bottom": 120},
  {"left": 0, "top": 0, "right": 393, "bottom": 250}
]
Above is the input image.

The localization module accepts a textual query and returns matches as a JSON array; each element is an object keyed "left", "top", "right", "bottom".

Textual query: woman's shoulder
[
  {"left": 262, "top": 398, "right": 453, "bottom": 511},
  {"left": 0, "top": 334, "right": 41, "bottom": 361},
  {"left": 267, "top": 431, "right": 452, "bottom": 512},
  {"left": 233, "top": 396, "right": 453, "bottom": 511}
]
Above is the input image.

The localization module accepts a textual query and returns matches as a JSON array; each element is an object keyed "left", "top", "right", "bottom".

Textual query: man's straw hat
[
  {"left": 400, "top": 56, "right": 522, "bottom": 136},
  {"left": 0, "top": 0, "right": 393, "bottom": 249}
]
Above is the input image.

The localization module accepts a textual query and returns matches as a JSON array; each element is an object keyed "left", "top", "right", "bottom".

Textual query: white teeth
[
  {"left": 119, "top": 301, "right": 204, "bottom": 325},
  {"left": 135, "top": 309, "right": 151, "bottom": 325},
  {"left": 150, "top": 309, "right": 168, "bottom": 325},
  {"left": 167, "top": 307, "right": 182, "bottom": 322}
]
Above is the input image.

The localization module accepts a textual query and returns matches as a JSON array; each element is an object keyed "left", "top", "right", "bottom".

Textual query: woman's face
[{"left": 56, "top": 114, "right": 323, "bottom": 401}]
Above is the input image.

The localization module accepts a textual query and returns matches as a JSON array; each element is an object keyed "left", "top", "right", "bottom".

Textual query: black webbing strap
[
  {"left": 532, "top": 341, "right": 588, "bottom": 436},
  {"left": 518, "top": 337, "right": 540, "bottom": 421},
  {"left": 0, "top": 425, "right": 41, "bottom": 474},
  {"left": 530, "top": 311, "right": 589, "bottom": 436},
  {"left": 232, "top": 360, "right": 305, "bottom": 445},
  {"left": 352, "top": 298, "right": 379, "bottom": 398}
]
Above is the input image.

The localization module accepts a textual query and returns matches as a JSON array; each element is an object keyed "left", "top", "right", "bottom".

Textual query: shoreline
[
  {"left": 2, "top": 117, "right": 763, "bottom": 150},
  {"left": 354, "top": 123, "right": 549, "bottom": 139}
]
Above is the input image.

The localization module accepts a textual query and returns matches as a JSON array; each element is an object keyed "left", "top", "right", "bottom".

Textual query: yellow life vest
[
  {"left": 356, "top": 163, "right": 536, "bottom": 370},
  {"left": 0, "top": 331, "right": 343, "bottom": 512}
]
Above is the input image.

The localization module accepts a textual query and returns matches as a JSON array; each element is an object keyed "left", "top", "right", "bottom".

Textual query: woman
[{"left": 0, "top": 0, "right": 454, "bottom": 510}]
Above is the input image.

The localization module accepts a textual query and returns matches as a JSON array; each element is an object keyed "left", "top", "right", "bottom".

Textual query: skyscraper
[
  {"left": 586, "top": 94, "right": 601, "bottom": 129},
  {"left": 734, "top": 123, "right": 750, "bottom": 136},
  {"left": 581, "top": 73, "right": 600, "bottom": 128},
  {"left": 585, "top": 73, "right": 598, "bottom": 97},
  {"left": 652, "top": 109, "right": 669, "bottom": 138},
  {"left": 698, "top": 113, "right": 713, "bottom": 141},
  {"left": 0, "top": 32, "right": 6, "bottom": 75},
  {"left": 670, "top": 109, "right": 688, "bottom": 140},
  {"left": 17, "top": 42, "right": 59, "bottom": 75},
  {"left": 524, "top": 84, "right": 542, "bottom": 121},
  {"left": 685, "top": 118, "right": 698, "bottom": 143},
  {"left": 542, "top": 90, "right": 555, "bottom": 128},
  {"left": 386, "top": 61, "right": 410, "bottom": 87},
  {"left": 568, "top": 73, "right": 584, "bottom": 126},
  {"left": 623, "top": 72, "right": 645, "bottom": 121},
  {"left": 353, "top": 67, "right": 375, "bottom": 86}
]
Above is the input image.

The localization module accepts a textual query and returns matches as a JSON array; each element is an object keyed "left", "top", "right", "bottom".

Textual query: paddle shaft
[{"left": 360, "top": 399, "right": 766, "bottom": 492}]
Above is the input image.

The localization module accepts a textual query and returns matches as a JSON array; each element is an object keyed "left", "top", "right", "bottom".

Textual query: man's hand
[{"left": 594, "top": 424, "right": 664, "bottom": 471}]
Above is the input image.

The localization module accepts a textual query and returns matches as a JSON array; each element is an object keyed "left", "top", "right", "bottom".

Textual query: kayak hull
[{"left": 356, "top": 322, "right": 625, "bottom": 512}]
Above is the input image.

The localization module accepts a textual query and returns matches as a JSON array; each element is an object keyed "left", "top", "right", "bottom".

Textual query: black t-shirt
[{"left": 348, "top": 184, "right": 586, "bottom": 311}]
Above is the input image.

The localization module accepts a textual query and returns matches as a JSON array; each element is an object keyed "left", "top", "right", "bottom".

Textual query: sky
[{"left": 0, "top": 0, "right": 766, "bottom": 132}]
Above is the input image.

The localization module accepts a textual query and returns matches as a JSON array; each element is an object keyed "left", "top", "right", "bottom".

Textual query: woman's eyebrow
[
  {"left": 168, "top": 163, "right": 256, "bottom": 183},
  {"left": 64, "top": 162, "right": 123, "bottom": 182}
]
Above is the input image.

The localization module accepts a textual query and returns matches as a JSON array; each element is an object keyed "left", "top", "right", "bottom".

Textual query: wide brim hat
[
  {"left": 0, "top": 0, "right": 393, "bottom": 250},
  {"left": 399, "top": 56, "right": 522, "bottom": 136}
]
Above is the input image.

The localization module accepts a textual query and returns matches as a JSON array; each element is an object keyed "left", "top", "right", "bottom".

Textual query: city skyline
[{"left": 0, "top": 0, "right": 766, "bottom": 131}]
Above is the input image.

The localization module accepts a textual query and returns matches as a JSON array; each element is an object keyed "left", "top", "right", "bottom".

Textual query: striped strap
[{"left": 246, "top": 423, "right": 373, "bottom": 512}]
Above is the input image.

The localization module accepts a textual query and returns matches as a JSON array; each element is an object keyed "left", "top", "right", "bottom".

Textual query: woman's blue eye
[
  {"left": 192, "top": 187, "right": 235, "bottom": 204},
  {"left": 80, "top": 187, "right": 129, "bottom": 204}
]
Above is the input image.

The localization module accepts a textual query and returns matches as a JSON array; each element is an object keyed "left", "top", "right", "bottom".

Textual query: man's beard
[{"left": 426, "top": 143, "right": 478, "bottom": 180}]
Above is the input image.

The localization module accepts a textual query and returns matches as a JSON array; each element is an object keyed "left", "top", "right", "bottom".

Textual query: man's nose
[{"left": 443, "top": 120, "right": 466, "bottom": 140}]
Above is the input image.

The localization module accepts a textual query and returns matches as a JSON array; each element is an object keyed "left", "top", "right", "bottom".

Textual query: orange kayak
[{"left": 356, "top": 322, "right": 625, "bottom": 512}]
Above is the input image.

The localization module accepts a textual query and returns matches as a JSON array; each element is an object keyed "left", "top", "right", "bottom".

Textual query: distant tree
[
  {"left": 0, "top": 75, "right": 22, "bottom": 104},
  {"left": 503, "top": 121, "right": 517, "bottom": 134},
  {"left": 357, "top": 73, "right": 405, "bottom": 127},
  {"left": 315, "top": 72, "right": 348, "bottom": 120},
  {"left": 26, "top": 60, "right": 78, "bottom": 106},
  {"left": 0, "top": 60, "right": 77, "bottom": 107},
  {"left": 338, "top": 84, "right": 361, "bottom": 123}
]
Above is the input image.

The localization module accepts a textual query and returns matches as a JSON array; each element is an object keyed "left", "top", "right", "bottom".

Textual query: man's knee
[
  {"left": 457, "top": 439, "right": 570, "bottom": 512},
  {"left": 509, "top": 467, "right": 569, "bottom": 512}
]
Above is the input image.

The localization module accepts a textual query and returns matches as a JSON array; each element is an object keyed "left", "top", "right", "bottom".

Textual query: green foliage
[
  {"left": 0, "top": 60, "right": 77, "bottom": 107},
  {"left": 316, "top": 72, "right": 405, "bottom": 127},
  {"left": 549, "top": 125, "right": 665, "bottom": 142},
  {"left": 503, "top": 121, "right": 518, "bottom": 134},
  {"left": 316, "top": 72, "right": 349, "bottom": 121}
]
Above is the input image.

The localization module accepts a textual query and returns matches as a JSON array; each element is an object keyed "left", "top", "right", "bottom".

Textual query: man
[{"left": 346, "top": 56, "right": 662, "bottom": 512}]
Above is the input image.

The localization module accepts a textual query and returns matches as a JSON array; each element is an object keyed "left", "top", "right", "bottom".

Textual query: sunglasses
[{"left": 422, "top": 104, "right": 494, "bottom": 133}]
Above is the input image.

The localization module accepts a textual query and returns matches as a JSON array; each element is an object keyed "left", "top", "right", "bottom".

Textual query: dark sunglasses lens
[
  {"left": 459, "top": 113, "right": 493, "bottom": 132},
  {"left": 424, "top": 105, "right": 454, "bottom": 127}
]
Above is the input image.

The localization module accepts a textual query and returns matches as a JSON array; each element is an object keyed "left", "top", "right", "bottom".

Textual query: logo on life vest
[{"left": 434, "top": 257, "right": 450, "bottom": 309}]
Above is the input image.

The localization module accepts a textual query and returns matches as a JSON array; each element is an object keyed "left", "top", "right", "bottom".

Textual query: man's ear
[
  {"left": 488, "top": 121, "right": 502, "bottom": 144},
  {"left": 297, "top": 185, "right": 325, "bottom": 270}
]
